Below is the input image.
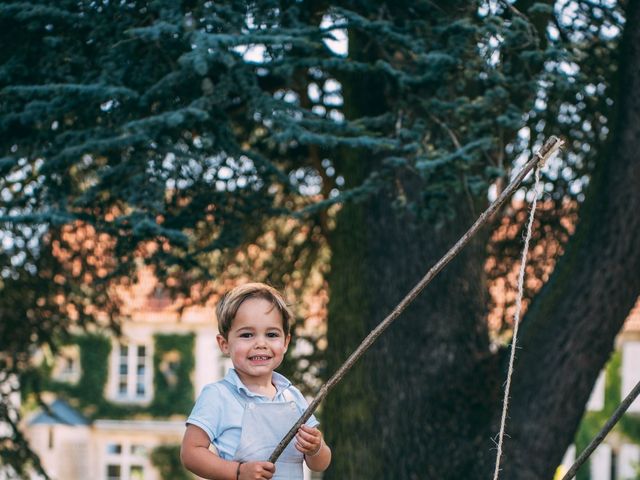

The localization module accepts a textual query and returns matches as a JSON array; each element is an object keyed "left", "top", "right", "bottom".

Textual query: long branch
[{"left": 269, "top": 136, "right": 564, "bottom": 463}]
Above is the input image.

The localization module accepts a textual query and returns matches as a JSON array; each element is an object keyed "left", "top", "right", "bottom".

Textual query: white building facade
[
  {"left": 558, "top": 307, "right": 640, "bottom": 480},
  {"left": 23, "top": 273, "right": 314, "bottom": 480}
]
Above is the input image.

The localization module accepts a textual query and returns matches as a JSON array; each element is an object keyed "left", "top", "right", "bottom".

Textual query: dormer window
[{"left": 51, "top": 345, "right": 81, "bottom": 384}]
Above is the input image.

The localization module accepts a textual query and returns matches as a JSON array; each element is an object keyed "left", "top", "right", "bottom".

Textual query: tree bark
[
  {"left": 324, "top": 1, "right": 640, "bottom": 479},
  {"left": 324, "top": 26, "right": 497, "bottom": 478},
  {"left": 502, "top": 0, "right": 640, "bottom": 478},
  {"left": 323, "top": 29, "right": 389, "bottom": 478}
]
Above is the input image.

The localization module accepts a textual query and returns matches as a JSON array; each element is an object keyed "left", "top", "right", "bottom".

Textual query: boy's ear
[
  {"left": 216, "top": 334, "right": 229, "bottom": 355},
  {"left": 284, "top": 333, "right": 291, "bottom": 351}
]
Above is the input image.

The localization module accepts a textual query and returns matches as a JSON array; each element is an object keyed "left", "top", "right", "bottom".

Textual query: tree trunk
[
  {"left": 502, "top": 0, "right": 640, "bottom": 478},
  {"left": 325, "top": 161, "right": 498, "bottom": 479},
  {"left": 324, "top": 27, "right": 497, "bottom": 479},
  {"left": 324, "top": 0, "right": 640, "bottom": 478}
]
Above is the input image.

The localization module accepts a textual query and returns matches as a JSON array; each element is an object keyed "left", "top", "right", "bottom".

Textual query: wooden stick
[
  {"left": 560, "top": 378, "right": 640, "bottom": 480},
  {"left": 268, "top": 136, "right": 564, "bottom": 463}
]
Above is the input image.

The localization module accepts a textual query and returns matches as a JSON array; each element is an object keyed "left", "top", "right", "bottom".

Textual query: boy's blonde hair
[{"left": 216, "top": 282, "right": 293, "bottom": 338}]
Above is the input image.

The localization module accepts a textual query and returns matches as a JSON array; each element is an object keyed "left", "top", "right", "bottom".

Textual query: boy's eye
[
  {"left": 239, "top": 332, "right": 253, "bottom": 338},
  {"left": 267, "top": 332, "right": 280, "bottom": 338}
]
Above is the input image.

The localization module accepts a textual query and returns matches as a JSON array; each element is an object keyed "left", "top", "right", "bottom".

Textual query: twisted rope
[{"left": 492, "top": 164, "right": 544, "bottom": 480}]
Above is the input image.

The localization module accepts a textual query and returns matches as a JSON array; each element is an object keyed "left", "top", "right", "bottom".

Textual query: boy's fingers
[
  {"left": 298, "top": 426, "right": 320, "bottom": 439},
  {"left": 297, "top": 431, "right": 319, "bottom": 446},
  {"left": 299, "top": 424, "right": 319, "bottom": 433},
  {"left": 296, "top": 435, "right": 321, "bottom": 454},
  {"left": 258, "top": 464, "right": 274, "bottom": 479},
  {"left": 296, "top": 430, "right": 313, "bottom": 441},
  {"left": 296, "top": 436, "right": 312, "bottom": 448}
]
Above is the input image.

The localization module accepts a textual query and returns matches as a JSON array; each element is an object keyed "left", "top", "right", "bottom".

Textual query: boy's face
[{"left": 217, "top": 297, "right": 291, "bottom": 385}]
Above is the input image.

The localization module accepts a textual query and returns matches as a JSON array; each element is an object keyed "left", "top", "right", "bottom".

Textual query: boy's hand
[
  {"left": 295, "top": 424, "right": 323, "bottom": 457},
  {"left": 238, "top": 461, "right": 275, "bottom": 480}
]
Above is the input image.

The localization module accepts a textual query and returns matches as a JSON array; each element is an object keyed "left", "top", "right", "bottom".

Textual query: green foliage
[
  {"left": 150, "top": 445, "right": 192, "bottom": 480},
  {"left": 0, "top": 0, "right": 630, "bottom": 477},
  {"left": 39, "top": 333, "right": 129, "bottom": 418},
  {"left": 1, "top": 0, "right": 608, "bottom": 286},
  {"left": 37, "top": 333, "right": 195, "bottom": 419},
  {"left": 75, "top": 334, "right": 112, "bottom": 402},
  {"left": 0, "top": 0, "right": 619, "bottom": 362},
  {"left": 39, "top": 334, "right": 112, "bottom": 411},
  {"left": 149, "top": 333, "right": 195, "bottom": 417}
]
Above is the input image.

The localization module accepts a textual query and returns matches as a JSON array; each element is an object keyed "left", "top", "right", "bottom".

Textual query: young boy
[{"left": 181, "top": 283, "right": 332, "bottom": 480}]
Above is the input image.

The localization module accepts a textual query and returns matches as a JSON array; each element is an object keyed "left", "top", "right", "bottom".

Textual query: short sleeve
[
  {"left": 186, "top": 383, "right": 224, "bottom": 442},
  {"left": 287, "top": 386, "right": 320, "bottom": 428}
]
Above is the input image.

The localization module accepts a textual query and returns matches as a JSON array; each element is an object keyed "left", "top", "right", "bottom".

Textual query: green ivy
[
  {"left": 150, "top": 445, "right": 192, "bottom": 480},
  {"left": 149, "top": 333, "right": 195, "bottom": 417},
  {"left": 39, "top": 334, "right": 112, "bottom": 415},
  {"left": 574, "top": 351, "right": 640, "bottom": 480},
  {"left": 76, "top": 334, "right": 112, "bottom": 404},
  {"left": 39, "top": 332, "right": 195, "bottom": 419}
]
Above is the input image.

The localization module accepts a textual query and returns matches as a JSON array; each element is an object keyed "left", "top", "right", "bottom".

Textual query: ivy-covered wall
[
  {"left": 149, "top": 333, "right": 195, "bottom": 417},
  {"left": 37, "top": 332, "right": 195, "bottom": 420},
  {"left": 150, "top": 445, "right": 193, "bottom": 480},
  {"left": 573, "top": 350, "right": 640, "bottom": 480}
]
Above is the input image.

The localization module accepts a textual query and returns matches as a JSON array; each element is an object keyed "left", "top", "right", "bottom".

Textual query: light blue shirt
[{"left": 186, "top": 369, "right": 319, "bottom": 460}]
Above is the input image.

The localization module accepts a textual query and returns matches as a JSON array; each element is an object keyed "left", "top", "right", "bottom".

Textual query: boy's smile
[
  {"left": 249, "top": 355, "right": 272, "bottom": 362},
  {"left": 217, "top": 297, "right": 291, "bottom": 391}
]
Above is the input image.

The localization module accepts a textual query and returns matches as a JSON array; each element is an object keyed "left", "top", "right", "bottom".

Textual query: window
[
  {"left": 129, "top": 465, "right": 144, "bottom": 480},
  {"left": 104, "top": 441, "right": 148, "bottom": 480},
  {"left": 619, "top": 444, "right": 640, "bottom": 480},
  {"left": 118, "top": 346, "right": 128, "bottom": 396},
  {"left": 107, "top": 443, "right": 122, "bottom": 455},
  {"left": 130, "top": 445, "right": 147, "bottom": 457},
  {"left": 135, "top": 346, "right": 146, "bottom": 396},
  {"left": 52, "top": 345, "right": 81, "bottom": 383},
  {"left": 106, "top": 465, "right": 121, "bottom": 480},
  {"left": 113, "top": 343, "right": 151, "bottom": 402}
]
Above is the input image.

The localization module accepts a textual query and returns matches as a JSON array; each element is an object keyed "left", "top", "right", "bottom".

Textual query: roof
[
  {"left": 624, "top": 297, "right": 640, "bottom": 333},
  {"left": 28, "top": 399, "right": 90, "bottom": 426}
]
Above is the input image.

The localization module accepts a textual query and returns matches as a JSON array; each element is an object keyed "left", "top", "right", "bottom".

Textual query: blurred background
[{"left": 0, "top": 1, "right": 639, "bottom": 479}]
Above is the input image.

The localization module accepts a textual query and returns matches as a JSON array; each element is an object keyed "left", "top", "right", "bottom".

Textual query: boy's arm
[
  {"left": 181, "top": 425, "right": 238, "bottom": 480},
  {"left": 295, "top": 424, "right": 332, "bottom": 472},
  {"left": 304, "top": 440, "right": 331, "bottom": 472},
  {"left": 181, "top": 425, "right": 276, "bottom": 480}
]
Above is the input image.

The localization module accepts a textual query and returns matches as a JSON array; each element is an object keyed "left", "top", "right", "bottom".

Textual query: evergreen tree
[{"left": 0, "top": 1, "right": 638, "bottom": 478}]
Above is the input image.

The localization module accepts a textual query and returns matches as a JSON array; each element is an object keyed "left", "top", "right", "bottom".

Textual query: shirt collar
[{"left": 224, "top": 368, "right": 291, "bottom": 398}]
